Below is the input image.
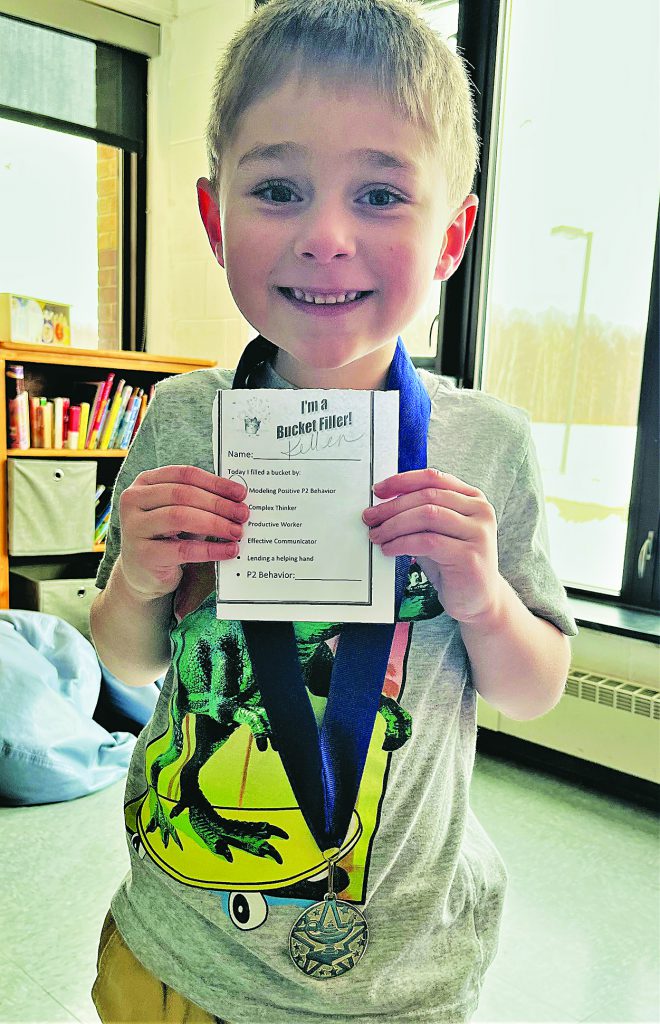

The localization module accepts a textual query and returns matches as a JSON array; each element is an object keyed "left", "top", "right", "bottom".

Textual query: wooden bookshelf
[
  {"left": 7, "top": 449, "right": 127, "bottom": 457},
  {"left": 1, "top": 341, "right": 215, "bottom": 609}
]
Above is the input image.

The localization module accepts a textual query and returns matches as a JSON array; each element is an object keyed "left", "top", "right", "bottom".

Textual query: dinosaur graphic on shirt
[
  {"left": 125, "top": 562, "right": 442, "bottom": 918},
  {"left": 144, "top": 612, "right": 413, "bottom": 862}
]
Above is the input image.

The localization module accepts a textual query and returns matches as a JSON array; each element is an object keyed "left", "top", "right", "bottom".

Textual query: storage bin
[
  {"left": 7, "top": 459, "right": 96, "bottom": 555},
  {"left": 10, "top": 559, "right": 101, "bottom": 641}
]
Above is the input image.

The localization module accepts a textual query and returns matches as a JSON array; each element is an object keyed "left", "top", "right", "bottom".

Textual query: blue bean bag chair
[{"left": 0, "top": 609, "right": 163, "bottom": 807}]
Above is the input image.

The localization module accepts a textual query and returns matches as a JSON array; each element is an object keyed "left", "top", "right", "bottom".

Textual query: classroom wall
[
  {"left": 148, "top": 0, "right": 254, "bottom": 366},
  {"left": 89, "top": 0, "right": 254, "bottom": 367}
]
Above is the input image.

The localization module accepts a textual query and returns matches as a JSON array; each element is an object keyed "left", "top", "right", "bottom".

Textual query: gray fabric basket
[
  {"left": 7, "top": 459, "right": 96, "bottom": 555},
  {"left": 9, "top": 560, "right": 100, "bottom": 642}
]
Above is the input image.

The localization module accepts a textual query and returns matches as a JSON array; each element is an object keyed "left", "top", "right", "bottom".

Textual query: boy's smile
[{"left": 198, "top": 70, "right": 478, "bottom": 389}]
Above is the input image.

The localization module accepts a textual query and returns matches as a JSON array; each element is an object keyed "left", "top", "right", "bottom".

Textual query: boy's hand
[
  {"left": 362, "top": 469, "right": 504, "bottom": 626},
  {"left": 117, "top": 465, "right": 250, "bottom": 599}
]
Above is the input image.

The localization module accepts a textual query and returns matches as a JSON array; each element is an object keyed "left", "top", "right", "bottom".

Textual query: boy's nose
[
  {"left": 293, "top": 201, "right": 358, "bottom": 263},
  {"left": 295, "top": 231, "right": 356, "bottom": 263}
]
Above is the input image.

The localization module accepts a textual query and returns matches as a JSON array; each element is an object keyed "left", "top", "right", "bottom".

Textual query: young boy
[{"left": 90, "top": 1, "right": 577, "bottom": 1021}]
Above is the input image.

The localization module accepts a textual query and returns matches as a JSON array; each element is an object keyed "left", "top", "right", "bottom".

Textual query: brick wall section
[{"left": 97, "top": 145, "right": 120, "bottom": 349}]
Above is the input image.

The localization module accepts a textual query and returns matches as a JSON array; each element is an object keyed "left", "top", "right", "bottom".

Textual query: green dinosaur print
[
  {"left": 398, "top": 564, "right": 443, "bottom": 621},
  {"left": 144, "top": 565, "right": 441, "bottom": 865}
]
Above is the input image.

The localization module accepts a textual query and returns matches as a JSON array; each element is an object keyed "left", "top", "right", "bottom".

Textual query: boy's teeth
[{"left": 291, "top": 288, "right": 361, "bottom": 304}]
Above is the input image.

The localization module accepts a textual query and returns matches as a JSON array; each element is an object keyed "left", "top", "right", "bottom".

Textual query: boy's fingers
[
  {"left": 136, "top": 465, "right": 247, "bottom": 501},
  {"left": 134, "top": 539, "right": 239, "bottom": 568},
  {"left": 172, "top": 539, "right": 239, "bottom": 563},
  {"left": 130, "top": 482, "right": 249, "bottom": 523},
  {"left": 364, "top": 487, "right": 475, "bottom": 527},
  {"left": 373, "top": 469, "right": 481, "bottom": 498},
  {"left": 142, "top": 506, "right": 244, "bottom": 541},
  {"left": 367, "top": 505, "right": 471, "bottom": 543}
]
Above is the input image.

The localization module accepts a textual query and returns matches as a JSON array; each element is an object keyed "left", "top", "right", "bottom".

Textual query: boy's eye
[{"left": 251, "top": 179, "right": 405, "bottom": 208}]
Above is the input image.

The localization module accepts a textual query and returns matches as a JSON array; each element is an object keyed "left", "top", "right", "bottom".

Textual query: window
[
  {"left": 0, "top": 13, "right": 147, "bottom": 350},
  {"left": 0, "top": 119, "right": 121, "bottom": 347},
  {"left": 474, "top": 0, "right": 658, "bottom": 607}
]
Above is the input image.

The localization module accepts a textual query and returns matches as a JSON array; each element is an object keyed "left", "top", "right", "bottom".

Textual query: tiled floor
[{"left": 1, "top": 752, "right": 658, "bottom": 1023}]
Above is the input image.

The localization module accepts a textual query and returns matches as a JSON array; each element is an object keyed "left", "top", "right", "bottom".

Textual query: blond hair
[{"left": 206, "top": 0, "right": 480, "bottom": 212}]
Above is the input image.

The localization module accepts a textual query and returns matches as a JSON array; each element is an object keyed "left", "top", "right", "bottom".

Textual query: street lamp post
[{"left": 550, "top": 224, "right": 593, "bottom": 474}]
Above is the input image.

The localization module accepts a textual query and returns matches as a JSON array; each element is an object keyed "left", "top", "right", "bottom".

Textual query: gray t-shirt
[{"left": 96, "top": 357, "right": 577, "bottom": 1023}]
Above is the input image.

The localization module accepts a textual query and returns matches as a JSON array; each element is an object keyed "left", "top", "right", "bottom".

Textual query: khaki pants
[{"left": 92, "top": 909, "right": 230, "bottom": 1024}]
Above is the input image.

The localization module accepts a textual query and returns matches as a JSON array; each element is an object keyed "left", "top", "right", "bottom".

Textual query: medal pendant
[
  {"left": 289, "top": 895, "right": 368, "bottom": 979},
  {"left": 288, "top": 857, "right": 368, "bottom": 979}
]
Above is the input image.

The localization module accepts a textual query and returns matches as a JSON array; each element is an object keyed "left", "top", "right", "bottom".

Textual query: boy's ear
[
  {"left": 197, "top": 177, "right": 224, "bottom": 266},
  {"left": 434, "top": 194, "right": 479, "bottom": 282}
]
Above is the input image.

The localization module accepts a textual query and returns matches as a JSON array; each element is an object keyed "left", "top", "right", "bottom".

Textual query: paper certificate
[{"left": 213, "top": 388, "right": 399, "bottom": 623}]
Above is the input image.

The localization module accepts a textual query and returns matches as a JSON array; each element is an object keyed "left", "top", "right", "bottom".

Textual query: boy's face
[{"left": 198, "top": 72, "right": 478, "bottom": 389}]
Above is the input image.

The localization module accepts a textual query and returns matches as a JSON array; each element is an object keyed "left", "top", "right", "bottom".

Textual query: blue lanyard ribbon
[{"left": 233, "top": 336, "right": 431, "bottom": 855}]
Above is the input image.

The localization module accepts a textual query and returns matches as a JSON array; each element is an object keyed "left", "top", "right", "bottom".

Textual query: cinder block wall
[
  {"left": 87, "top": 0, "right": 254, "bottom": 365},
  {"left": 145, "top": 0, "right": 255, "bottom": 366}
]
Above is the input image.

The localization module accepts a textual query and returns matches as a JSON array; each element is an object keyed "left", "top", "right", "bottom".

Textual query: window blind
[{"left": 0, "top": 12, "right": 147, "bottom": 154}]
